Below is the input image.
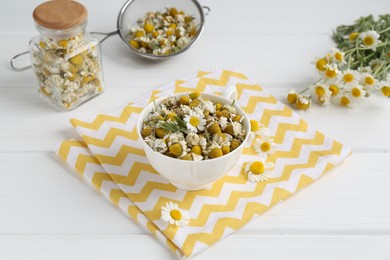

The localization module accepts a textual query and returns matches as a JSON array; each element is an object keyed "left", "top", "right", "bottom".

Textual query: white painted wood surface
[{"left": 1, "top": 0, "right": 389, "bottom": 259}]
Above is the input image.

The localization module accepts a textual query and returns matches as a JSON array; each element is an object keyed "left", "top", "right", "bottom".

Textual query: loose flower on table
[{"left": 161, "top": 201, "right": 190, "bottom": 227}]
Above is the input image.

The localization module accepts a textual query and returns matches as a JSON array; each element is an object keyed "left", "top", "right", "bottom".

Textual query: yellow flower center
[
  {"left": 340, "top": 96, "right": 350, "bottom": 107},
  {"left": 189, "top": 116, "right": 200, "bottom": 127},
  {"left": 315, "top": 58, "right": 327, "bottom": 71},
  {"left": 325, "top": 68, "right": 337, "bottom": 78},
  {"left": 364, "top": 76, "right": 375, "bottom": 85},
  {"left": 170, "top": 209, "right": 182, "bottom": 220},
  {"left": 381, "top": 86, "right": 390, "bottom": 97},
  {"left": 296, "top": 99, "right": 310, "bottom": 110},
  {"left": 343, "top": 73, "right": 354, "bottom": 83},
  {"left": 287, "top": 93, "right": 298, "bottom": 104},
  {"left": 249, "top": 161, "right": 265, "bottom": 175},
  {"left": 169, "top": 143, "right": 183, "bottom": 156},
  {"left": 329, "top": 84, "right": 339, "bottom": 96},
  {"left": 349, "top": 32, "right": 359, "bottom": 41},
  {"left": 250, "top": 120, "right": 260, "bottom": 132},
  {"left": 334, "top": 52, "right": 343, "bottom": 61},
  {"left": 351, "top": 87, "right": 361, "bottom": 98},
  {"left": 261, "top": 142, "right": 271, "bottom": 152},
  {"left": 363, "top": 36, "right": 375, "bottom": 46},
  {"left": 315, "top": 86, "right": 326, "bottom": 96}
]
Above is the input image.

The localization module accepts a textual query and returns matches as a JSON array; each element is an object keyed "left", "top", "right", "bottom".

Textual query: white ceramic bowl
[{"left": 136, "top": 89, "right": 250, "bottom": 190}]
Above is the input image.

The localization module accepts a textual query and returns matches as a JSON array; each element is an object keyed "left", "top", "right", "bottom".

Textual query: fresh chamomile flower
[
  {"left": 313, "top": 57, "right": 328, "bottom": 72},
  {"left": 326, "top": 81, "right": 341, "bottom": 97},
  {"left": 379, "top": 81, "right": 390, "bottom": 97},
  {"left": 323, "top": 64, "right": 339, "bottom": 79},
  {"left": 161, "top": 201, "right": 190, "bottom": 227},
  {"left": 310, "top": 82, "right": 331, "bottom": 104},
  {"left": 253, "top": 135, "right": 277, "bottom": 157},
  {"left": 245, "top": 157, "right": 274, "bottom": 183},
  {"left": 184, "top": 109, "right": 206, "bottom": 133},
  {"left": 361, "top": 73, "right": 377, "bottom": 88},
  {"left": 348, "top": 32, "right": 360, "bottom": 42},
  {"left": 341, "top": 69, "right": 359, "bottom": 84},
  {"left": 330, "top": 48, "right": 346, "bottom": 64},
  {"left": 249, "top": 119, "right": 270, "bottom": 142},
  {"left": 287, "top": 89, "right": 298, "bottom": 104},
  {"left": 346, "top": 84, "right": 366, "bottom": 99},
  {"left": 335, "top": 92, "right": 352, "bottom": 107},
  {"left": 359, "top": 30, "right": 381, "bottom": 49},
  {"left": 296, "top": 95, "right": 311, "bottom": 110}
]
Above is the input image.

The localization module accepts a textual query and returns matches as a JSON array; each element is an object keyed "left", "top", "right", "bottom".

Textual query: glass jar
[{"left": 29, "top": 0, "right": 104, "bottom": 110}]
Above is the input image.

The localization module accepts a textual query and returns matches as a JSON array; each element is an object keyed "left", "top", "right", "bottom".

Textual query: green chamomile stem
[
  {"left": 299, "top": 87, "right": 309, "bottom": 94},
  {"left": 355, "top": 37, "right": 360, "bottom": 56},
  {"left": 378, "top": 64, "right": 390, "bottom": 78},
  {"left": 373, "top": 62, "right": 385, "bottom": 77},
  {"left": 379, "top": 26, "right": 390, "bottom": 34},
  {"left": 347, "top": 55, "right": 353, "bottom": 69}
]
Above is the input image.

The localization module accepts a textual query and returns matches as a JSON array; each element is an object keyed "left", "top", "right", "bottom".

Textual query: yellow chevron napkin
[{"left": 55, "top": 69, "right": 351, "bottom": 258}]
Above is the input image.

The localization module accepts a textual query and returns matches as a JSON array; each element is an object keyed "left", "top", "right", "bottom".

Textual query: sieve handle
[
  {"left": 202, "top": 6, "right": 211, "bottom": 16},
  {"left": 90, "top": 30, "right": 119, "bottom": 43}
]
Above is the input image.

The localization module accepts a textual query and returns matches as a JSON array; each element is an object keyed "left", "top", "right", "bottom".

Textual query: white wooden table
[{"left": 1, "top": 0, "right": 390, "bottom": 259}]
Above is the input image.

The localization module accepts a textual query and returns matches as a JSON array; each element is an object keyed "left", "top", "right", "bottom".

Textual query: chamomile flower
[
  {"left": 201, "top": 99, "right": 216, "bottom": 113},
  {"left": 379, "top": 81, "right": 390, "bottom": 97},
  {"left": 335, "top": 92, "right": 352, "bottom": 107},
  {"left": 330, "top": 48, "right": 346, "bottom": 64},
  {"left": 310, "top": 83, "right": 331, "bottom": 104},
  {"left": 327, "top": 81, "right": 340, "bottom": 96},
  {"left": 153, "top": 139, "right": 168, "bottom": 153},
  {"left": 313, "top": 57, "right": 328, "bottom": 72},
  {"left": 185, "top": 132, "right": 200, "bottom": 147},
  {"left": 361, "top": 73, "right": 377, "bottom": 89},
  {"left": 184, "top": 109, "right": 206, "bottom": 133},
  {"left": 340, "top": 69, "right": 359, "bottom": 84},
  {"left": 253, "top": 135, "right": 277, "bottom": 157},
  {"left": 286, "top": 89, "right": 298, "bottom": 104},
  {"left": 245, "top": 157, "right": 274, "bottom": 183},
  {"left": 359, "top": 30, "right": 381, "bottom": 49},
  {"left": 296, "top": 95, "right": 311, "bottom": 110},
  {"left": 323, "top": 64, "right": 340, "bottom": 79},
  {"left": 249, "top": 119, "right": 270, "bottom": 142},
  {"left": 218, "top": 116, "right": 228, "bottom": 130},
  {"left": 232, "top": 121, "right": 243, "bottom": 136},
  {"left": 161, "top": 201, "right": 190, "bottom": 227},
  {"left": 346, "top": 84, "right": 366, "bottom": 99},
  {"left": 348, "top": 32, "right": 360, "bottom": 42}
]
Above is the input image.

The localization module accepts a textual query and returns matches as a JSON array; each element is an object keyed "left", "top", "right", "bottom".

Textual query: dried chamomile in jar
[{"left": 30, "top": 0, "right": 104, "bottom": 110}]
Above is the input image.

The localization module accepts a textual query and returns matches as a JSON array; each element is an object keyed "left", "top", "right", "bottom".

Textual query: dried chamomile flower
[
  {"left": 127, "top": 7, "right": 198, "bottom": 56},
  {"left": 141, "top": 93, "right": 246, "bottom": 160}
]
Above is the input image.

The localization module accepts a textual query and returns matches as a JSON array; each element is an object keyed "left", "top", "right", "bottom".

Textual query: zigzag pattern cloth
[{"left": 55, "top": 69, "right": 351, "bottom": 258}]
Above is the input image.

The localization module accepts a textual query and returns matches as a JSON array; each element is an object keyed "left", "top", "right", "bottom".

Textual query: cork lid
[{"left": 33, "top": 0, "right": 88, "bottom": 30}]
